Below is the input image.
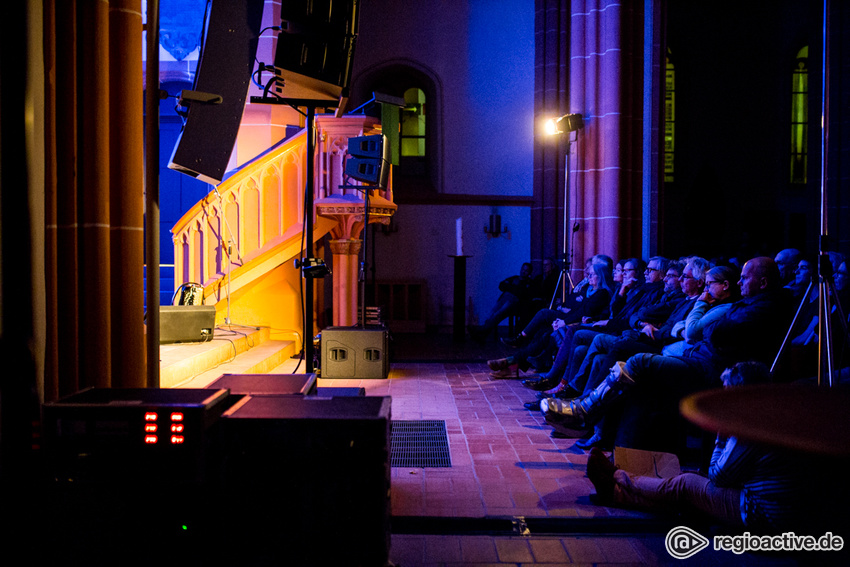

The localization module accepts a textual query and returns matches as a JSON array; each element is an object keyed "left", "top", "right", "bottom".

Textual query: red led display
[
  {"left": 170, "top": 412, "right": 184, "bottom": 422},
  {"left": 171, "top": 435, "right": 185, "bottom": 444},
  {"left": 170, "top": 424, "right": 184, "bottom": 433},
  {"left": 144, "top": 412, "right": 158, "bottom": 421},
  {"left": 145, "top": 424, "right": 158, "bottom": 432},
  {"left": 144, "top": 435, "right": 158, "bottom": 444}
]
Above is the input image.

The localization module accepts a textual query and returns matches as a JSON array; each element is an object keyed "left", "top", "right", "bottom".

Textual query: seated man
[
  {"left": 542, "top": 257, "right": 794, "bottom": 447},
  {"left": 585, "top": 361, "right": 829, "bottom": 534},
  {"left": 470, "top": 262, "right": 534, "bottom": 340}
]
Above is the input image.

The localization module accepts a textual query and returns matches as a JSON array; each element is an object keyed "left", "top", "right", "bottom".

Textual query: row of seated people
[
  {"left": 490, "top": 251, "right": 848, "bottom": 450},
  {"left": 486, "top": 251, "right": 850, "bottom": 535}
]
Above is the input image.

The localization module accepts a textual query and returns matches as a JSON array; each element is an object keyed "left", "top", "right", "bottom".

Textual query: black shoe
[
  {"left": 586, "top": 447, "right": 618, "bottom": 505},
  {"left": 524, "top": 400, "right": 542, "bottom": 411},
  {"left": 527, "top": 352, "right": 552, "bottom": 372},
  {"left": 500, "top": 334, "right": 527, "bottom": 348},
  {"left": 550, "top": 429, "right": 569, "bottom": 439},
  {"left": 535, "top": 385, "right": 579, "bottom": 400},
  {"left": 521, "top": 377, "right": 558, "bottom": 391}
]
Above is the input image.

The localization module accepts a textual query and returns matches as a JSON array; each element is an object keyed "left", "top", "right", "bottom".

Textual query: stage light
[{"left": 544, "top": 113, "right": 584, "bottom": 135}]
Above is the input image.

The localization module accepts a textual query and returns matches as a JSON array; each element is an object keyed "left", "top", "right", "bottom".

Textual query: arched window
[
  {"left": 790, "top": 46, "right": 808, "bottom": 184},
  {"left": 664, "top": 48, "right": 675, "bottom": 183},
  {"left": 400, "top": 87, "right": 427, "bottom": 177}
]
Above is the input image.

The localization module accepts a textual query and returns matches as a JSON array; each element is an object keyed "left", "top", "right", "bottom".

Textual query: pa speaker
[
  {"left": 167, "top": 0, "right": 264, "bottom": 184},
  {"left": 271, "top": 0, "right": 359, "bottom": 102},
  {"left": 159, "top": 305, "right": 216, "bottom": 344},
  {"left": 345, "top": 134, "right": 389, "bottom": 186},
  {"left": 321, "top": 326, "right": 389, "bottom": 379}
]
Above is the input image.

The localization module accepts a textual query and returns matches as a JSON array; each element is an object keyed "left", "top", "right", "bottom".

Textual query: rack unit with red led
[{"left": 42, "top": 387, "right": 233, "bottom": 485}]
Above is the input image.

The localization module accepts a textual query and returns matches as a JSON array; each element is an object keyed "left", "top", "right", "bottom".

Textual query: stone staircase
[{"left": 159, "top": 326, "right": 302, "bottom": 389}]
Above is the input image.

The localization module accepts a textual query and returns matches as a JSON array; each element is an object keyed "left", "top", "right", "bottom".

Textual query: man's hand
[{"left": 640, "top": 323, "right": 659, "bottom": 339}]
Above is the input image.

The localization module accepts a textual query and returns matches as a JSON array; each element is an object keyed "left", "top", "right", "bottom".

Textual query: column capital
[{"left": 329, "top": 238, "right": 362, "bottom": 256}]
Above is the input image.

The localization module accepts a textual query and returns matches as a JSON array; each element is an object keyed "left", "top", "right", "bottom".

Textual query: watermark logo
[{"left": 665, "top": 526, "right": 709, "bottom": 559}]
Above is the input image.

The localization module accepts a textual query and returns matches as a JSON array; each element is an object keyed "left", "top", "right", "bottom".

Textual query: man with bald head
[{"left": 542, "top": 257, "right": 794, "bottom": 449}]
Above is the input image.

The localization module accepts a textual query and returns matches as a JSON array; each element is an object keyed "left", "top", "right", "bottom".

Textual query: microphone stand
[{"left": 213, "top": 185, "right": 245, "bottom": 328}]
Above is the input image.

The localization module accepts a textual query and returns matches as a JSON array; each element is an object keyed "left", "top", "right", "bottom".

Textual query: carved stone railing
[{"left": 171, "top": 115, "right": 395, "bottom": 327}]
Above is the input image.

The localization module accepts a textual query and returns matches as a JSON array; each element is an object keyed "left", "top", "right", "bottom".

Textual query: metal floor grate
[{"left": 391, "top": 420, "right": 452, "bottom": 468}]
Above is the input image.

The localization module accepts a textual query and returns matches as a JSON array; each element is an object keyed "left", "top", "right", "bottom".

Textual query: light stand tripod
[
  {"left": 546, "top": 115, "right": 584, "bottom": 310},
  {"left": 772, "top": 0, "right": 848, "bottom": 386}
]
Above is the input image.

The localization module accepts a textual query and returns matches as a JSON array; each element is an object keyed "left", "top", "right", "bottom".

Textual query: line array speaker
[{"left": 167, "top": 0, "right": 264, "bottom": 184}]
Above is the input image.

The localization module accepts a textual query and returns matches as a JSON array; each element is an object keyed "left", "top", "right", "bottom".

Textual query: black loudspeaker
[
  {"left": 159, "top": 305, "right": 216, "bottom": 344},
  {"left": 321, "top": 326, "right": 389, "bottom": 379},
  {"left": 168, "top": 0, "right": 264, "bottom": 184},
  {"left": 219, "top": 395, "right": 391, "bottom": 566},
  {"left": 271, "top": 0, "right": 359, "bottom": 102},
  {"left": 345, "top": 134, "right": 389, "bottom": 186}
]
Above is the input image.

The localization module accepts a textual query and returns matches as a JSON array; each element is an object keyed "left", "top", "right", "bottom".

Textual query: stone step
[
  {"left": 159, "top": 326, "right": 272, "bottom": 388},
  {"left": 174, "top": 339, "right": 297, "bottom": 389}
]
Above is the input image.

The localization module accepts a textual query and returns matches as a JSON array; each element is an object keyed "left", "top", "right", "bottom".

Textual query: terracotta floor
[{"left": 312, "top": 333, "right": 814, "bottom": 566}]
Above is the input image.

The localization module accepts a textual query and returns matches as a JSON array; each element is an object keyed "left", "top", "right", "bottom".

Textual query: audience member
[
  {"left": 774, "top": 248, "right": 802, "bottom": 287},
  {"left": 470, "top": 262, "right": 535, "bottom": 340},
  {"left": 585, "top": 361, "right": 828, "bottom": 534},
  {"left": 531, "top": 257, "right": 560, "bottom": 312},
  {"left": 785, "top": 255, "right": 813, "bottom": 300},
  {"left": 663, "top": 264, "right": 740, "bottom": 356}
]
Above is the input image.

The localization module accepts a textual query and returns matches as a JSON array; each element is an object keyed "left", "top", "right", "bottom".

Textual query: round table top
[{"left": 680, "top": 383, "right": 850, "bottom": 458}]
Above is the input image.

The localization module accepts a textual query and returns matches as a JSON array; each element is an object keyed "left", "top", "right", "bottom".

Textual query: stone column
[{"left": 329, "top": 239, "right": 362, "bottom": 326}]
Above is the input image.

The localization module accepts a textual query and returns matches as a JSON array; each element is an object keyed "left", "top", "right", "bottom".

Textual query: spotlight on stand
[
  {"left": 294, "top": 257, "right": 331, "bottom": 278},
  {"left": 544, "top": 113, "right": 584, "bottom": 136},
  {"left": 345, "top": 134, "right": 389, "bottom": 187}
]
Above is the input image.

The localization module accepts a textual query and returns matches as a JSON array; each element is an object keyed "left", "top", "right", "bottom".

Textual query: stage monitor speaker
[
  {"left": 159, "top": 305, "right": 216, "bottom": 344},
  {"left": 167, "top": 0, "right": 264, "bottom": 184},
  {"left": 271, "top": 0, "right": 359, "bottom": 104},
  {"left": 219, "top": 395, "right": 391, "bottom": 566},
  {"left": 321, "top": 326, "right": 389, "bottom": 379}
]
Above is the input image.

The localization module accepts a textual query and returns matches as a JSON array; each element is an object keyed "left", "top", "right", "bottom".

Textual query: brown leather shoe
[{"left": 487, "top": 358, "right": 510, "bottom": 371}]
